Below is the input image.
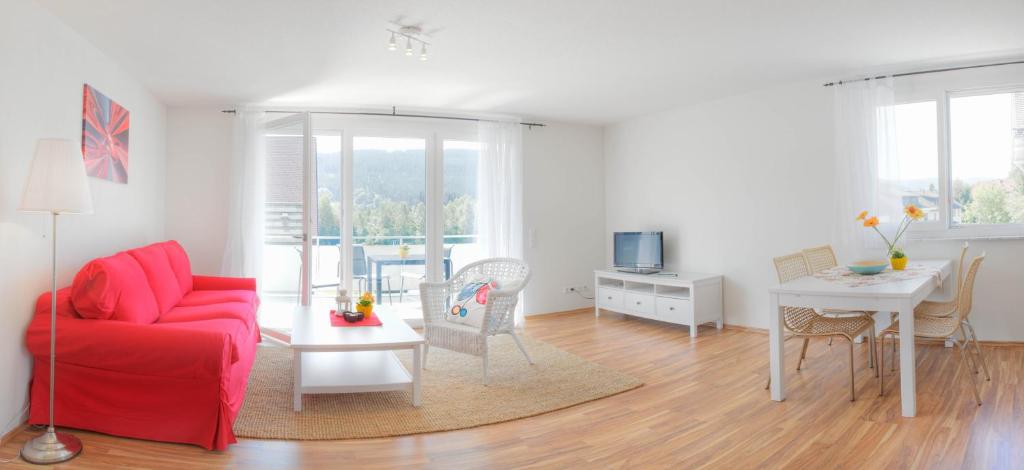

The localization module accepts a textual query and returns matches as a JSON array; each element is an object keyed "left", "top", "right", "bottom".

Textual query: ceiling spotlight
[{"left": 386, "top": 23, "right": 431, "bottom": 62}]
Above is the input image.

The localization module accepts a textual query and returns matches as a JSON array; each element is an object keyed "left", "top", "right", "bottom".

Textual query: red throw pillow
[{"left": 71, "top": 252, "right": 160, "bottom": 324}]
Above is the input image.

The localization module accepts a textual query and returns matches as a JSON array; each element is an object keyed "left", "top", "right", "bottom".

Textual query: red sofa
[{"left": 25, "top": 240, "right": 260, "bottom": 450}]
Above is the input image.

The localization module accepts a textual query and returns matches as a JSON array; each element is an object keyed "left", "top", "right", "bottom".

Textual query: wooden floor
[{"left": 2, "top": 309, "right": 1022, "bottom": 469}]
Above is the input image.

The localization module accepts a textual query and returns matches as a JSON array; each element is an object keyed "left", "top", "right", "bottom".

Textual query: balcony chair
[{"left": 399, "top": 245, "right": 453, "bottom": 302}]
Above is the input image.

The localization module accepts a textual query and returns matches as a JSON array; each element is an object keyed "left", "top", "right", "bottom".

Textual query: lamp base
[{"left": 20, "top": 428, "right": 82, "bottom": 465}]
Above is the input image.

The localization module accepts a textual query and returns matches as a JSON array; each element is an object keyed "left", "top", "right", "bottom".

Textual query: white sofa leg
[{"left": 509, "top": 332, "right": 534, "bottom": 365}]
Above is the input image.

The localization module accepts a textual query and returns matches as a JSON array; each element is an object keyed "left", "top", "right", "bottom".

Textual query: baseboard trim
[
  {"left": 722, "top": 324, "right": 768, "bottom": 334},
  {"left": 527, "top": 307, "right": 593, "bottom": 317},
  {"left": 0, "top": 408, "right": 28, "bottom": 447},
  {"left": 722, "top": 324, "right": 1024, "bottom": 347}
]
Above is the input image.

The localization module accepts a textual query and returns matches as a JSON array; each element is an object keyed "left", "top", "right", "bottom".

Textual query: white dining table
[{"left": 768, "top": 259, "right": 952, "bottom": 417}]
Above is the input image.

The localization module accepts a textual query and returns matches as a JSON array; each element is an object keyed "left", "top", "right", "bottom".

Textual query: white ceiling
[{"left": 38, "top": 0, "right": 1024, "bottom": 124}]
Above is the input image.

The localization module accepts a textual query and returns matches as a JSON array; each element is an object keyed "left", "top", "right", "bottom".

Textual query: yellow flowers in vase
[
  {"left": 356, "top": 292, "right": 374, "bottom": 317},
  {"left": 857, "top": 204, "right": 925, "bottom": 271}
]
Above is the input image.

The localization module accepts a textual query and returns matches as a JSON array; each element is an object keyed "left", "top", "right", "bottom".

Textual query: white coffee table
[{"left": 290, "top": 306, "right": 425, "bottom": 411}]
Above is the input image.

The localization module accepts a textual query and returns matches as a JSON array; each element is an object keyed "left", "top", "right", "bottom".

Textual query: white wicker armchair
[{"left": 419, "top": 258, "right": 533, "bottom": 384}]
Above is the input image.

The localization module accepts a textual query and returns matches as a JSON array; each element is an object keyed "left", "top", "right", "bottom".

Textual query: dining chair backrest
[
  {"left": 802, "top": 245, "right": 838, "bottom": 273},
  {"left": 352, "top": 245, "right": 368, "bottom": 277},
  {"left": 956, "top": 253, "right": 985, "bottom": 324},
  {"left": 773, "top": 253, "right": 816, "bottom": 333},
  {"left": 955, "top": 241, "right": 969, "bottom": 300},
  {"left": 774, "top": 252, "right": 810, "bottom": 283}
]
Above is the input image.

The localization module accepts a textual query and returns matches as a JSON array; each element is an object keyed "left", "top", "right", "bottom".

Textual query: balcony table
[
  {"left": 366, "top": 254, "right": 452, "bottom": 304},
  {"left": 767, "top": 259, "right": 952, "bottom": 417}
]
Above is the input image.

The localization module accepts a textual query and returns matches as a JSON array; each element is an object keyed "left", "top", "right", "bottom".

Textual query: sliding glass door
[
  {"left": 259, "top": 113, "right": 478, "bottom": 328},
  {"left": 349, "top": 136, "right": 427, "bottom": 315},
  {"left": 260, "top": 112, "right": 311, "bottom": 333},
  {"left": 443, "top": 139, "right": 484, "bottom": 275}
]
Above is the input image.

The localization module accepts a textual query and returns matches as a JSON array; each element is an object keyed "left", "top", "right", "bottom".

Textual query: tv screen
[{"left": 613, "top": 232, "right": 663, "bottom": 268}]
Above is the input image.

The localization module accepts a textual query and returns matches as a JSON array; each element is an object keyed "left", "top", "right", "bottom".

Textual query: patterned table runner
[{"left": 813, "top": 264, "right": 943, "bottom": 288}]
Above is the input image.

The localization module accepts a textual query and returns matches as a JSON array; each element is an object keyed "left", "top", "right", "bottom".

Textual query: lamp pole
[{"left": 20, "top": 212, "right": 83, "bottom": 464}]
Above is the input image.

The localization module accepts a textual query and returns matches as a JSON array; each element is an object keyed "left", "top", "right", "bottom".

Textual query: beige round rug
[{"left": 233, "top": 335, "right": 642, "bottom": 440}]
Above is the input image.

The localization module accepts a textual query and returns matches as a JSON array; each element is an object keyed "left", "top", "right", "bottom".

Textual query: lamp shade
[{"left": 18, "top": 139, "right": 93, "bottom": 214}]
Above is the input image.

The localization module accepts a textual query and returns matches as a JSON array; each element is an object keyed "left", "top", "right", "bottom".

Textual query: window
[
  {"left": 950, "top": 91, "right": 1024, "bottom": 225},
  {"left": 886, "top": 85, "right": 1024, "bottom": 238},
  {"left": 888, "top": 101, "right": 940, "bottom": 222}
]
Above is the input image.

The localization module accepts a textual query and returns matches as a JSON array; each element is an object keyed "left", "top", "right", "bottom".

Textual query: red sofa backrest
[{"left": 70, "top": 241, "right": 194, "bottom": 324}]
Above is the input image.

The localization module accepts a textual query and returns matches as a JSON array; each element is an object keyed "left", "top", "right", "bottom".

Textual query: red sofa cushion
[
  {"left": 160, "top": 240, "right": 194, "bottom": 295},
  {"left": 177, "top": 290, "right": 259, "bottom": 309},
  {"left": 128, "top": 243, "right": 184, "bottom": 314},
  {"left": 71, "top": 252, "right": 159, "bottom": 323},
  {"left": 160, "top": 302, "right": 257, "bottom": 332}
]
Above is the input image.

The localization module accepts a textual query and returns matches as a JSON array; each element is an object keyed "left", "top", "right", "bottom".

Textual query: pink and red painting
[{"left": 82, "top": 84, "right": 129, "bottom": 183}]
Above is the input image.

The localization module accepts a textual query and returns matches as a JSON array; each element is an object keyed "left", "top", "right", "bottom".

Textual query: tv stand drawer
[
  {"left": 624, "top": 292, "right": 655, "bottom": 316},
  {"left": 656, "top": 297, "right": 691, "bottom": 321},
  {"left": 597, "top": 288, "right": 624, "bottom": 310}
]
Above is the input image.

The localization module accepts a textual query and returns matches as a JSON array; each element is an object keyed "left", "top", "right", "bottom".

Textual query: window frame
[{"left": 902, "top": 83, "right": 1024, "bottom": 240}]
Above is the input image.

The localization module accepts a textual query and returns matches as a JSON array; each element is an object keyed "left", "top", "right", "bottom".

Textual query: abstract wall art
[{"left": 82, "top": 84, "right": 129, "bottom": 183}]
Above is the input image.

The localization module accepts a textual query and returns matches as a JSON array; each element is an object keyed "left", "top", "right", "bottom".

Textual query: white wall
[
  {"left": 522, "top": 122, "right": 606, "bottom": 315},
  {"left": 605, "top": 82, "right": 835, "bottom": 330},
  {"left": 605, "top": 69, "right": 1024, "bottom": 341},
  {"left": 165, "top": 109, "right": 233, "bottom": 275},
  {"left": 0, "top": 0, "right": 167, "bottom": 436},
  {"left": 164, "top": 112, "right": 606, "bottom": 315}
]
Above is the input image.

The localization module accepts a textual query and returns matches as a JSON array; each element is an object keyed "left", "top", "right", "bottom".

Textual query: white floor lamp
[{"left": 17, "top": 138, "right": 93, "bottom": 464}]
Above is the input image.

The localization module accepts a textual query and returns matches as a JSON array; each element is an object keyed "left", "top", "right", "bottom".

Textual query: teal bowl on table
[{"left": 848, "top": 261, "right": 889, "bottom": 275}]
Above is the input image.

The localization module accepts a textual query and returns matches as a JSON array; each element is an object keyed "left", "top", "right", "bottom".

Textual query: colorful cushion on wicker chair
[{"left": 447, "top": 276, "right": 499, "bottom": 328}]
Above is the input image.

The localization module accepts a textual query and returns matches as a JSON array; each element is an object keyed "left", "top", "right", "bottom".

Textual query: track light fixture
[{"left": 386, "top": 23, "right": 430, "bottom": 61}]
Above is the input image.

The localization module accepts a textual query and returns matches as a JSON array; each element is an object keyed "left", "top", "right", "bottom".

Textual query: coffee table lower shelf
[{"left": 292, "top": 349, "right": 421, "bottom": 411}]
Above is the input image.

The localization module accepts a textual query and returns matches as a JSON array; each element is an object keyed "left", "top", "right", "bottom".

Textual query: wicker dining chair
[
  {"left": 802, "top": 245, "right": 875, "bottom": 346},
  {"left": 418, "top": 258, "right": 533, "bottom": 385},
  {"left": 880, "top": 253, "right": 986, "bottom": 406},
  {"left": 766, "top": 252, "right": 877, "bottom": 401},
  {"left": 886, "top": 242, "right": 989, "bottom": 381}
]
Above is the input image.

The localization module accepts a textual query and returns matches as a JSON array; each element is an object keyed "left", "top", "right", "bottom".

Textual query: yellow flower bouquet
[
  {"left": 857, "top": 204, "right": 925, "bottom": 271},
  {"left": 356, "top": 291, "right": 375, "bottom": 317}
]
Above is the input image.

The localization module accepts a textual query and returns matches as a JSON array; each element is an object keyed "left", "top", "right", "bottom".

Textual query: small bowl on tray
[
  {"left": 341, "top": 310, "right": 364, "bottom": 323},
  {"left": 847, "top": 260, "right": 888, "bottom": 275}
]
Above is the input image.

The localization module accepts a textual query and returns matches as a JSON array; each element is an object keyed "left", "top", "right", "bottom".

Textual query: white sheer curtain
[
  {"left": 222, "top": 110, "right": 267, "bottom": 280},
  {"left": 832, "top": 77, "right": 897, "bottom": 260},
  {"left": 476, "top": 120, "right": 525, "bottom": 325}
]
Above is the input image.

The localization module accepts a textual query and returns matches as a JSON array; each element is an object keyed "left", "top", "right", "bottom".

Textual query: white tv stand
[{"left": 594, "top": 269, "right": 723, "bottom": 337}]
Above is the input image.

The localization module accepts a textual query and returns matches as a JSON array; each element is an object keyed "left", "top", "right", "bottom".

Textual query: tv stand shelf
[{"left": 594, "top": 269, "right": 723, "bottom": 337}]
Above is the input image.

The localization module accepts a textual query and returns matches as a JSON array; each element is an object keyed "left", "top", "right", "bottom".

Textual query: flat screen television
[{"left": 613, "top": 231, "right": 663, "bottom": 274}]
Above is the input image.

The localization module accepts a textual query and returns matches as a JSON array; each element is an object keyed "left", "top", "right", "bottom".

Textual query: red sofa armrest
[
  {"left": 26, "top": 316, "right": 233, "bottom": 380},
  {"left": 192, "top": 275, "right": 256, "bottom": 292}
]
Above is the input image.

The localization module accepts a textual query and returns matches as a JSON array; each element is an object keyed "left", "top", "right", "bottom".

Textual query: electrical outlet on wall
[{"left": 562, "top": 285, "right": 588, "bottom": 294}]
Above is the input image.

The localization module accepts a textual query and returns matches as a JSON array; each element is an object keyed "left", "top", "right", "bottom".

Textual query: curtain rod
[
  {"left": 220, "top": 106, "right": 545, "bottom": 128},
  {"left": 822, "top": 59, "right": 1024, "bottom": 87}
]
